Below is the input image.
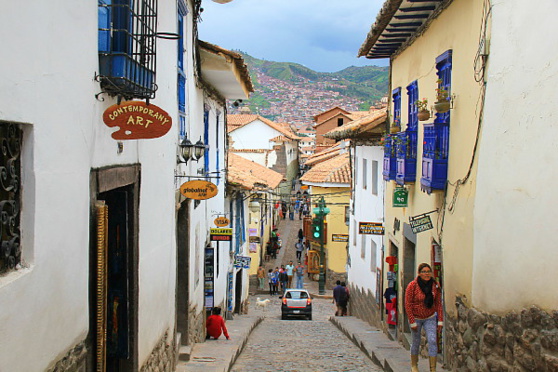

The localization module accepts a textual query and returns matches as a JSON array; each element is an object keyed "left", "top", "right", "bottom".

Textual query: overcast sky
[{"left": 198, "top": 0, "right": 389, "bottom": 73}]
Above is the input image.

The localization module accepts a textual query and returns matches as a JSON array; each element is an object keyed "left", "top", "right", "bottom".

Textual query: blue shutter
[
  {"left": 392, "top": 88, "right": 402, "bottom": 126},
  {"left": 204, "top": 110, "right": 210, "bottom": 175},
  {"left": 215, "top": 113, "right": 220, "bottom": 185}
]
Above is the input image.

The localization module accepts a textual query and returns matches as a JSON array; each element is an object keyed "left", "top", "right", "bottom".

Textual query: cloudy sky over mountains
[{"left": 199, "top": 0, "right": 389, "bottom": 73}]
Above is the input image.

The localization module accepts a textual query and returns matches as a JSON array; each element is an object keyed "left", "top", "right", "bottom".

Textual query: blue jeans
[
  {"left": 410, "top": 315, "right": 438, "bottom": 357},
  {"left": 296, "top": 275, "right": 304, "bottom": 289}
]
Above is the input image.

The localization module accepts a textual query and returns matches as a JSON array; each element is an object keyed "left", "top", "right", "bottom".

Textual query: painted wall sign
[
  {"left": 359, "top": 222, "right": 385, "bottom": 235},
  {"left": 331, "top": 234, "right": 349, "bottom": 242},
  {"left": 393, "top": 187, "right": 408, "bottom": 207},
  {"left": 409, "top": 215, "right": 433, "bottom": 234},
  {"left": 214, "top": 216, "right": 230, "bottom": 227},
  {"left": 210, "top": 228, "right": 232, "bottom": 241},
  {"left": 180, "top": 180, "right": 218, "bottom": 200},
  {"left": 102, "top": 101, "right": 172, "bottom": 140}
]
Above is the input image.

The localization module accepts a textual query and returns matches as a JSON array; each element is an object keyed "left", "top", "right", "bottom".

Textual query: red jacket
[
  {"left": 206, "top": 315, "right": 229, "bottom": 339},
  {"left": 404, "top": 278, "right": 443, "bottom": 327}
]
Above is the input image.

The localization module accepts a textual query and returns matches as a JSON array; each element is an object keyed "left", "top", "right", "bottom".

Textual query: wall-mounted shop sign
[
  {"left": 180, "top": 180, "right": 218, "bottom": 200},
  {"left": 214, "top": 216, "right": 230, "bottom": 227},
  {"left": 102, "top": 101, "right": 172, "bottom": 140},
  {"left": 393, "top": 187, "right": 408, "bottom": 207},
  {"left": 331, "top": 234, "right": 349, "bottom": 242},
  {"left": 409, "top": 214, "right": 434, "bottom": 234},
  {"left": 210, "top": 228, "right": 232, "bottom": 241},
  {"left": 233, "top": 255, "right": 251, "bottom": 269},
  {"left": 359, "top": 222, "right": 385, "bottom": 235}
]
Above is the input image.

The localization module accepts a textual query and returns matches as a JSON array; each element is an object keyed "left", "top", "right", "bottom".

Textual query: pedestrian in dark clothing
[
  {"left": 298, "top": 228, "right": 304, "bottom": 242},
  {"left": 279, "top": 266, "right": 288, "bottom": 293},
  {"left": 281, "top": 202, "right": 287, "bottom": 219},
  {"left": 295, "top": 241, "right": 304, "bottom": 261},
  {"left": 341, "top": 282, "right": 350, "bottom": 316},
  {"left": 333, "top": 280, "right": 349, "bottom": 316}
]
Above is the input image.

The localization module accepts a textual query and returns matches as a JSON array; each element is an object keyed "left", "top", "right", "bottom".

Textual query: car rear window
[{"left": 287, "top": 291, "right": 308, "bottom": 299}]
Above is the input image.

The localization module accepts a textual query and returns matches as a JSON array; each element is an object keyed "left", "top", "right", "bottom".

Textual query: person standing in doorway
[
  {"left": 405, "top": 263, "right": 443, "bottom": 372},
  {"left": 295, "top": 262, "right": 305, "bottom": 289},
  {"left": 285, "top": 261, "right": 295, "bottom": 289},
  {"left": 257, "top": 265, "right": 266, "bottom": 290}
]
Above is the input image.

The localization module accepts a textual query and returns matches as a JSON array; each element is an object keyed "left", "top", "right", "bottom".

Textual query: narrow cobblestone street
[{"left": 231, "top": 215, "right": 381, "bottom": 372}]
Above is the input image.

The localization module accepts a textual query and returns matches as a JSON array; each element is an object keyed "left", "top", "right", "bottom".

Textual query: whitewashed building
[{"left": 0, "top": 0, "right": 250, "bottom": 371}]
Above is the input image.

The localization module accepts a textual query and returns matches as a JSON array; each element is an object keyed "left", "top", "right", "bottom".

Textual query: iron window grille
[
  {"left": 0, "top": 122, "right": 22, "bottom": 274},
  {"left": 98, "top": 0, "right": 158, "bottom": 100}
]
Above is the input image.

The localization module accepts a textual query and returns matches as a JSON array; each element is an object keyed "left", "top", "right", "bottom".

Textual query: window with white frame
[
  {"left": 361, "top": 234, "right": 366, "bottom": 259},
  {"left": 371, "top": 160, "right": 378, "bottom": 195},
  {"left": 370, "top": 239, "right": 377, "bottom": 272},
  {"left": 362, "top": 158, "right": 368, "bottom": 190}
]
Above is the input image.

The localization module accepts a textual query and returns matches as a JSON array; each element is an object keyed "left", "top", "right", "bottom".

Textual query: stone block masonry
[
  {"left": 445, "top": 296, "right": 558, "bottom": 371},
  {"left": 47, "top": 340, "right": 87, "bottom": 372},
  {"left": 347, "top": 284, "right": 382, "bottom": 328},
  {"left": 140, "top": 330, "right": 176, "bottom": 372}
]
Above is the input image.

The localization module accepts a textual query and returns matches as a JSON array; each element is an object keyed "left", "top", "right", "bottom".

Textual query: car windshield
[{"left": 287, "top": 291, "right": 308, "bottom": 299}]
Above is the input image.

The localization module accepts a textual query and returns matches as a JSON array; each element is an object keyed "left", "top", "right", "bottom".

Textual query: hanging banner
[
  {"left": 180, "top": 180, "right": 218, "bottom": 200},
  {"left": 393, "top": 187, "right": 408, "bottom": 207},
  {"left": 359, "top": 222, "right": 385, "bottom": 235},
  {"left": 102, "top": 101, "right": 172, "bottom": 140}
]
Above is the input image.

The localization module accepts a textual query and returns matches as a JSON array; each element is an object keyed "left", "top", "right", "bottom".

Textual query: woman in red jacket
[
  {"left": 206, "top": 307, "right": 230, "bottom": 340},
  {"left": 405, "top": 263, "right": 443, "bottom": 372}
]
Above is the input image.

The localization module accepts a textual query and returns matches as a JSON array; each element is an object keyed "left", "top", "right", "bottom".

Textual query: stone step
[{"left": 178, "top": 345, "right": 192, "bottom": 362}]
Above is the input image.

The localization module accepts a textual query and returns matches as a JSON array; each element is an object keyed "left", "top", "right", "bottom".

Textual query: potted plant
[
  {"left": 434, "top": 79, "right": 451, "bottom": 113},
  {"left": 415, "top": 98, "right": 430, "bottom": 121},
  {"left": 390, "top": 118, "right": 401, "bottom": 133}
]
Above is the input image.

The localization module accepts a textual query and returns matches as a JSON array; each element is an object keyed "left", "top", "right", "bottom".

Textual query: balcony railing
[
  {"left": 383, "top": 135, "right": 397, "bottom": 181},
  {"left": 420, "top": 122, "right": 449, "bottom": 194},
  {"left": 395, "top": 130, "right": 417, "bottom": 185}
]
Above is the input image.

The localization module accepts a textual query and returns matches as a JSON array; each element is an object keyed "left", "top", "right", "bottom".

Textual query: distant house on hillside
[{"left": 227, "top": 110, "right": 300, "bottom": 194}]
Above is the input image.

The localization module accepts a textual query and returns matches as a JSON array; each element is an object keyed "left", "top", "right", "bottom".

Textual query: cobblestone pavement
[{"left": 232, "top": 216, "right": 381, "bottom": 372}]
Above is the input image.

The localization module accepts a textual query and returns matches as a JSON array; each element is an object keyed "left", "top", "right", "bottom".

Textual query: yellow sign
[
  {"left": 180, "top": 180, "right": 218, "bottom": 200},
  {"left": 332, "top": 234, "right": 349, "bottom": 242},
  {"left": 214, "top": 216, "right": 230, "bottom": 227},
  {"left": 359, "top": 222, "right": 385, "bottom": 235}
]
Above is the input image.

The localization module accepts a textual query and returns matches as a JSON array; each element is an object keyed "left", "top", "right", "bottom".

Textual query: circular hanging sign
[
  {"left": 180, "top": 180, "right": 218, "bottom": 200},
  {"left": 214, "top": 216, "right": 230, "bottom": 227},
  {"left": 102, "top": 101, "right": 172, "bottom": 140}
]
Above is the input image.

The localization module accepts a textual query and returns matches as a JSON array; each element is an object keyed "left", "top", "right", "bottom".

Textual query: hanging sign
[
  {"left": 332, "top": 234, "right": 349, "bottom": 242},
  {"left": 102, "top": 101, "right": 172, "bottom": 140},
  {"left": 214, "top": 216, "right": 230, "bottom": 227},
  {"left": 393, "top": 187, "right": 408, "bottom": 207},
  {"left": 233, "top": 255, "right": 251, "bottom": 269},
  {"left": 180, "top": 180, "right": 218, "bottom": 200},
  {"left": 409, "top": 214, "right": 434, "bottom": 234},
  {"left": 359, "top": 222, "right": 385, "bottom": 235},
  {"left": 210, "top": 228, "right": 232, "bottom": 241}
]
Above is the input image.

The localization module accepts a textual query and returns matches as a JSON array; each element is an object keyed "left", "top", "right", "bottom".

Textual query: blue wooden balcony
[
  {"left": 395, "top": 130, "right": 417, "bottom": 185},
  {"left": 383, "top": 135, "right": 397, "bottom": 181},
  {"left": 420, "top": 122, "right": 449, "bottom": 194}
]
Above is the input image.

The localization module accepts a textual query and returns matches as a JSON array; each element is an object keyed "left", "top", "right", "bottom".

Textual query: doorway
[
  {"left": 176, "top": 201, "right": 190, "bottom": 345},
  {"left": 402, "top": 237, "right": 416, "bottom": 334},
  {"left": 234, "top": 270, "right": 242, "bottom": 314}
]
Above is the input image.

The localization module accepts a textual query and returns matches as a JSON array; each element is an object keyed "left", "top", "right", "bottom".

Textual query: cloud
[{"left": 198, "top": 0, "right": 388, "bottom": 72}]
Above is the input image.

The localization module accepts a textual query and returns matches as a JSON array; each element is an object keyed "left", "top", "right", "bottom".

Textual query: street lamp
[{"left": 313, "top": 196, "right": 330, "bottom": 295}]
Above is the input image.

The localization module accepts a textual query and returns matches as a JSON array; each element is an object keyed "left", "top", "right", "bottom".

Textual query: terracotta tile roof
[
  {"left": 300, "top": 152, "right": 351, "bottom": 185},
  {"left": 227, "top": 114, "right": 299, "bottom": 140},
  {"left": 313, "top": 106, "right": 351, "bottom": 122},
  {"left": 304, "top": 144, "right": 344, "bottom": 167},
  {"left": 227, "top": 153, "right": 284, "bottom": 190},
  {"left": 324, "top": 110, "right": 387, "bottom": 140}
]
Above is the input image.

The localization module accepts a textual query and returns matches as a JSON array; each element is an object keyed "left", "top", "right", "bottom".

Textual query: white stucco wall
[
  {"left": 473, "top": 0, "right": 558, "bottom": 313},
  {"left": 229, "top": 120, "right": 282, "bottom": 150},
  {"left": 0, "top": 1, "right": 184, "bottom": 369},
  {"left": 347, "top": 146, "right": 385, "bottom": 294}
]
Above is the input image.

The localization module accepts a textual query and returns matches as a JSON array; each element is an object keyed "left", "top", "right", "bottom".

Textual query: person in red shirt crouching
[
  {"left": 206, "top": 307, "right": 230, "bottom": 340},
  {"left": 405, "top": 263, "right": 443, "bottom": 372}
]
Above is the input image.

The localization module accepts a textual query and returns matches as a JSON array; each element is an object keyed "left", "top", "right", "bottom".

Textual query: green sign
[{"left": 393, "top": 187, "right": 408, "bottom": 207}]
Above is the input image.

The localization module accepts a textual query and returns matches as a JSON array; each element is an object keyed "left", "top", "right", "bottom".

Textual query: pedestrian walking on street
[
  {"left": 294, "top": 262, "right": 305, "bottom": 289},
  {"left": 268, "top": 269, "right": 277, "bottom": 295},
  {"left": 333, "top": 280, "right": 348, "bottom": 316},
  {"left": 341, "top": 282, "right": 350, "bottom": 316},
  {"left": 298, "top": 228, "right": 304, "bottom": 242},
  {"left": 257, "top": 265, "right": 266, "bottom": 290},
  {"left": 405, "top": 263, "right": 443, "bottom": 372},
  {"left": 281, "top": 201, "right": 287, "bottom": 219},
  {"left": 206, "top": 307, "right": 230, "bottom": 340},
  {"left": 285, "top": 261, "right": 295, "bottom": 288},
  {"left": 295, "top": 240, "right": 304, "bottom": 261},
  {"left": 279, "top": 266, "right": 288, "bottom": 293}
]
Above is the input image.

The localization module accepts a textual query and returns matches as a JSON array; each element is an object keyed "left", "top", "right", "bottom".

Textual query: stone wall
[
  {"left": 347, "top": 284, "right": 382, "bottom": 327},
  {"left": 326, "top": 268, "right": 347, "bottom": 289},
  {"left": 47, "top": 340, "right": 87, "bottom": 372},
  {"left": 188, "top": 305, "right": 206, "bottom": 344},
  {"left": 445, "top": 296, "right": 558, "bottom": 371},
  {"left": 140, "top": 330, "right": 176, "bottom": 372}
]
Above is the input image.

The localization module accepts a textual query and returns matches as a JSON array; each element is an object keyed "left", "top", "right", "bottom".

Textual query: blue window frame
[
  {"left": 396, "top": 81, "right": 418, "bottom": 185},
  {"left": 383, "top": 135, "right": 397, "bottom": 181},
  {"left": 392, "top": 87, "right": 402, "bottom": 126},
  {"left": 234, "top": 195, "right": 245, "bottom": 254},
  {"left": 204, "top": 109, "right": 210, "bottom": 175},
  {"left": 98, "top": 0, "right": 158, "bottom": 100},
  {"left": 215, "top": 112, "right": 220, "bottom": 185},
  {"left": 421, "top": 50, "right": 452, "bottom": 194},
  {"left": 177, "top": 2, "right": 187, "bottom": 138}
]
